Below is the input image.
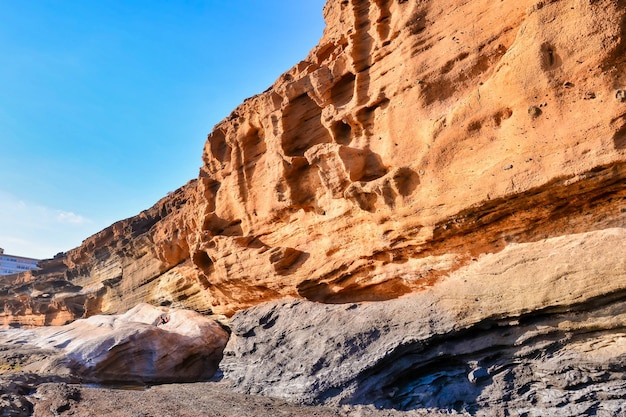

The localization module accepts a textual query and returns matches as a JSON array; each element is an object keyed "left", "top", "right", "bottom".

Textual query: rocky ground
[
  {"left": 0, "top": 351, "right": 454, "bottom": 417},
  {"left": 0, "top": 315, "right": 453, "bottom": 417},
  {"left": 1, "top": 229, "right": 625, "bottom": 417}
]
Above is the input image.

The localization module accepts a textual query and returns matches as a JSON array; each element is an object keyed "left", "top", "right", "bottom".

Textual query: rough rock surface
[
  {"left": 0, "top": 0, "right": 624, "bottom": 415},
  {"left": 1, "top": 0, "right": 624, "bottom": 323},
  {"left": 0, "top": 303, "right": 229, "bottom": 384},
  {"left": 0, "top": 349, "right": 458, "bottom": 417},
  {"left": 222, "top": 228, "right": 626, "bottom": 415},
  {"left": 1, "top": 378, "right": 461, "bottom": 417}
]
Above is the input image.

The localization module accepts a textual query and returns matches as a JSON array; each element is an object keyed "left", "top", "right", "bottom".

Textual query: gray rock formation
[
  {"left": 221, "top": 228, "right": 626, "bottom": 416},
  {"left": 0, "top": 303, "right": 229, "bottom": 384}
]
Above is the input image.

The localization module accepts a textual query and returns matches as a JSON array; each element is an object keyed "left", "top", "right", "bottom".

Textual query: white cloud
[
  {"left": 0, "top": 191, "right": 96, "bottom": 259},
  {"left": 56, "top": 210, "right": 88, "bottom": 224}
]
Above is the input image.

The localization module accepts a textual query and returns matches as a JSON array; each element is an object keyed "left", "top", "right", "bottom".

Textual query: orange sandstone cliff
[{"left": 2, "top": 0, "right": 625, "bottom": 326}]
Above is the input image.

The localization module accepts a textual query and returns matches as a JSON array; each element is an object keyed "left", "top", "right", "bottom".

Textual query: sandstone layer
[
  {"left": 222, "top": 228, "right": 626, "bottom": 415},
  {"left": 1, "top": 0, "right": 624, "bottom": 323}
]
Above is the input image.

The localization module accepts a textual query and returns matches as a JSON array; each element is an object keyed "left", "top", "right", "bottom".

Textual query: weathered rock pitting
[
  {"left": 0, "top": 0, "right": 625, "bottom": 415},
  {"left": 1, "top": 0, "right": 624, "bottom": 323}
]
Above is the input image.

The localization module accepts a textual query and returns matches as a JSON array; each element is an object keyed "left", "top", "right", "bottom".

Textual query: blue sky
[{"left": 0, "top": 1, "right": 326, "bottom": 259}]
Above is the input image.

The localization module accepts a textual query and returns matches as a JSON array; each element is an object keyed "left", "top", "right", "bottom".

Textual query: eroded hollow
[
  {"left": 209, "top": 129, "right": 231, "bottom": 163},
  {"left": 192, "top": 251, "right": 214, "bottom": 276},
  {"left": 332, "top": 120, "right": 353, "bottom": 145},
  {"left": 282, "top": 93, "right": 332, "bottom": 157},
  {"left": 331, "top": 72, "right": 356, "bottom": 107},
  {"left": 284, "top": 158, "right": 324, "bottom": 213},
  {"left": 613, "top": 122, "right": 626, "bottom": 150}
]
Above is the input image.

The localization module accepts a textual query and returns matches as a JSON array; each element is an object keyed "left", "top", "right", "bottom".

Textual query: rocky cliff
[
  {"left": 2, "top": 0, "right": 624, "bottom": 324},
  {"left": 0, "top": 0, "right": 625, "bottom": 414},
  {"left": 222, "top": 228, "right": 626, "bottom": 414}
]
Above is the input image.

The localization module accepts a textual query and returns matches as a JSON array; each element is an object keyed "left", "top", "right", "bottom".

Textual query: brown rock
[
  {"left": 32, "top": 383, "right": 80, "bottom": 417},
  {"left": 0, "top": 0, "right": 623, "bottom": 322},
  {"left": 221, "top": 228, "right": 626, "bottom": 413}
]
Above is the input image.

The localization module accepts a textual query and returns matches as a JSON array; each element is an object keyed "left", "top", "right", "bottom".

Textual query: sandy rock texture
[
  {"left": 0, "top": 303, "right": 229, "bottom": 384},
  {"left": 1, "top": 0, "right": 624, "bottom": 323},
  {"left": 222, "top": 228, "right": 626, "bottom": 415}
]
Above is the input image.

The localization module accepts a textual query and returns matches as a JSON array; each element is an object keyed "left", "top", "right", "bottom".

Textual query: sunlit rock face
[
  {"left": 0, "top": 303, "right": 229, "bottom": 384},
  {"left": 1, "top": 0, "right": 624, "bottom": 322},
  {"left": 221, "top": 228, "right": 626, "bottom": 414},
  {"left": 0, "top": 0, "right": 624, "bottom": 414}
]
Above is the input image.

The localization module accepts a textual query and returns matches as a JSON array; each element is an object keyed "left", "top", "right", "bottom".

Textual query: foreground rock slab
[
  {"left": 0, "top": 304, "right": 229, "bottom": 384},
  {"left": 222, "top": 228, "right": 626, "bottom": 416}
]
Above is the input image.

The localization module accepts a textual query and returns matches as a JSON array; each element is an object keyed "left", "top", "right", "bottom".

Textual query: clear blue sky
[{"left": 0, "top": 1, "right": 326, "bottom": 259}]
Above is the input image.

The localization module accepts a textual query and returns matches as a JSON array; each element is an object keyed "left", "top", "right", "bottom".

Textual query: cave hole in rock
[
  {"left": 316, "top": 43, "right": 335, "bottom": 63},
  {"left": 346, "top": 186, "right": 379, "bottom": 212},
  {"left": 200, "top": 178, "right": 220, "bottom": 212},
  {"left": 614, "top": 123, "right": 626, "bottom": 150},
  {"left": 269, "top": 247, "right": 310, "bottom": 276},
  {"left": 284, "top": 157, "right": 323, "bottom": 213},
  {"left": 202, "top": 214, "right": 243, "bottom": 237},
  {"left": 208, "top": 129, "right": 231, "bottom": 163},
  {"left": 317, "top": 38, "right": 347, "bottom": 63},
  {"left": 340, "top": 147, "right": 388, "bottom": 182},
  {"left": 540, "top": 43, "right": 561, "bottom": 69},
  {"left": 192, "top": 251, "right": 214, "bottom": 275},
  {"left": 332, "top": 120, "right": 353, "bottom": 145},
  {"left": 241, "top": 127, "right": 267, "bottom": 180},
  {"left": 331, "top": 72, "right": 356, "bottom": 107},
  {"left": 242, "top": 128, "right": 266, "bottom": 160},
  {"left": 270, "top": 92, "right": 283, "bottom": 110},
  {"left": 282, "top": 93, "right": 332, "bottom": 157},
  {"left": 392, "top": 167, "right": 420, "bottom": 197}
]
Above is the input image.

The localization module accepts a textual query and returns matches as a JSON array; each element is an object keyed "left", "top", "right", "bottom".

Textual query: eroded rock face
[
  {"left": 0, "top": 304, "right": 229, "bottom": 384},
  {"left": 221, "top": 228, "right": 626, "bottom": 414},
  {"left": 1, "top": 0, "right": 624, "bottom": 323},
  {"left": 0, "top": 1, "right": 624, "bottom": 415}
]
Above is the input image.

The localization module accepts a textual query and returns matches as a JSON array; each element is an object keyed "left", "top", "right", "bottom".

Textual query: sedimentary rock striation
[
  {"left": 0, "top": 0, "right": 625, "bottom": 415},
  {"left": 1, "top": 0, "right": 624, "bottom": 322},
  {"left": 222, "top": 228, "right": 626, "bottom": 414},
  {"left": 2, "top": 0, "right": 624, "bottom": 324}
]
